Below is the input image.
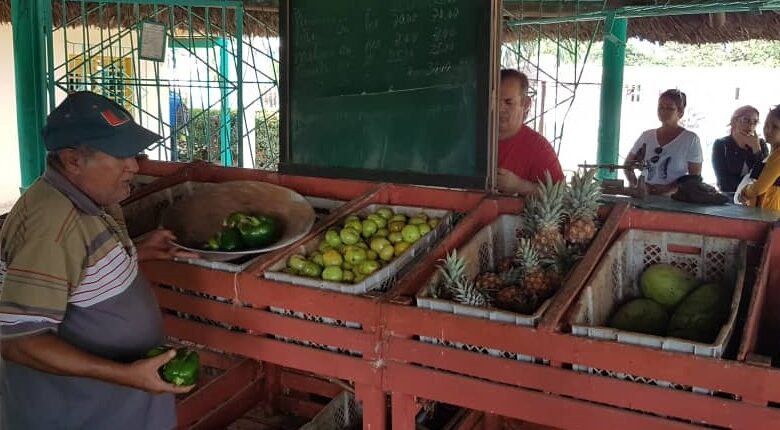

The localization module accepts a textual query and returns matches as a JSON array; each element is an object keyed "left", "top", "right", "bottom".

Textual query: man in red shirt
[{"left": 497, "top": 69, "right": 564, "bottom": 195}]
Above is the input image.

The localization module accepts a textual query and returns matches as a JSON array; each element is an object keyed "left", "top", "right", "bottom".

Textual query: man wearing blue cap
[{"left": 0, "top": 91, "right": 196, "bottom": 429}]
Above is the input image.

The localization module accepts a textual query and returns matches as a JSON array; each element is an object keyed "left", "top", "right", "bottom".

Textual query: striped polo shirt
[{"left": 0, "top": 169, "right": 175, "bottom": 429}]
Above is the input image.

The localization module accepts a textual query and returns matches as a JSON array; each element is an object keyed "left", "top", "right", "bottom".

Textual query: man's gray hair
[{"left": 46, "top": 145, "right": 98, "bottom": 171}]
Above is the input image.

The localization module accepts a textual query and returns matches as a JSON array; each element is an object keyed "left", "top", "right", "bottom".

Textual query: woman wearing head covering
[
  {"left": 712, "top": 105, "right": 768, "bottom": 193},
  {"left": 624, "top": 89, "right": 703, "bottom": 195}
]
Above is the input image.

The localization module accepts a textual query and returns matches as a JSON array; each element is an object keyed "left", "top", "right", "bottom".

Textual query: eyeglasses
[
  {"left": 650, "top": 146, "right": 663, "bottom": 164},
  {"left": 737, "top": 117, "right": 759, "bottom": 126}
]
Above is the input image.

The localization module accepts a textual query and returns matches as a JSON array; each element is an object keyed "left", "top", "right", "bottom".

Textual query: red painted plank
[
  {"left": 384, "top": 183, "right": 486, "bottom": 212},
  {"left": 163, "top": 315, "right": 381, "bottom": 385},
  {"left": 383, "top": 305, "right": 780, "bottom": 402},
  {"left": 237, "top": 279, "right": 382, "bottom": 325},
  {"left": 355, "top": 384, "right": 387, "bottom": 430},
  {"left": 188, "top": 379, "right": 265, "bottom": 430},
  {"left": 136, "top": 158, "right": 189, "bottom": 179},
  {"left": 155, "top": 287, "right": 376, "bottom": 353},
  {"left": 177, "top": 359, "right": 261, "bottom": 428},
  {"left": 624, "top": 208, "right": 771, "bottom": 243},
  {"left": 385, "top": 338, "right": 780, "bottom": 428},
  {"left": 738, "top": 228, "right": 778, "bottom": 361},
  {"left": 142, "top": 267, "right": 382, "bottom": 326},
  {"left": 280, "top": 371, "right": 344, "bottom": 399},
  {"left": 392, "top": 392, "right": 418, "bottom": 430},
  {"left": 142, "top": 263, "right": 242, "bottom": 300},
  {"left": 278, "top": 396, "right": 325, "bottom": 419},
  {"left": 384, "top": 364, "right": 706, "bottom": 430}
]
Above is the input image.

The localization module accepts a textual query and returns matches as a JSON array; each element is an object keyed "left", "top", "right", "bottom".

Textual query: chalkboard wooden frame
[{"left": 279, "top": 0, "right": 492, "bottom": 190}]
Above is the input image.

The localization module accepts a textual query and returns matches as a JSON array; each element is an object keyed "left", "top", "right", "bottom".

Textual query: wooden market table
[{"left": 130, "top": 160, "right": 780, "bottom": 430}]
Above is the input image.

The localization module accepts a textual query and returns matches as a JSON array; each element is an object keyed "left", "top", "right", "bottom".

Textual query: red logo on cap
[{"left": 101, "top": 109, "right": 130, "bottom": 127}]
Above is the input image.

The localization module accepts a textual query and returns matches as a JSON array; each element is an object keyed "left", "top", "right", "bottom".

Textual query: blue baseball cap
[{"left": 42, "top": 91, "right": 162, "bottom": 158}]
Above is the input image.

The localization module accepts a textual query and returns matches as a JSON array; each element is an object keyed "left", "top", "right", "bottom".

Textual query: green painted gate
[{"left": 40, "top": 0, "right": 280, "bottom": 175}]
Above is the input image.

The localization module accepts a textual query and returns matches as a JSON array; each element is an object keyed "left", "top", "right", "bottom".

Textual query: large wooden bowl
[{"left": 161, "top": 181, "right": 316, "bottom": 261}]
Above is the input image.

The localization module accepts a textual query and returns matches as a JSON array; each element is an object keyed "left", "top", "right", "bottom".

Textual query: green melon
[
  {"left": 640, "top": 263, "right": 699, "bottom": 309},
  {"left": 608, "top": 298, "right": 669, "bottom": 336},
  {"left": 668, "top": 283, "right": 731, "bottom": 343}
]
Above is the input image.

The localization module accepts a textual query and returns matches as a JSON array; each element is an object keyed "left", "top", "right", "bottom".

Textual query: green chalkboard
[{"left": 280, "top": 0, "right": 491, "bottom": 188}]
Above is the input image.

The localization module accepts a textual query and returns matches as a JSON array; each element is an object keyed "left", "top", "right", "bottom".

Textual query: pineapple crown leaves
[
  {"left": 564, "top": 169, "right": 602, "bottom": 219},
  {"left": 514, "top": 237, "right": 541, "bottom": 273},
  {"left": 451, "top": 277, "right": 491, "bottom": 307},
  {"left": 435, "top": 250, "right": 490, "bottom": 307},
  {"left": 521, "top": 171, "right": 566, "bottom": 235},
  {"left": 436, "top": 250, "right": 467, "bottom": 287},
  {"left": 545, "top": 239, "right": 582, "bottom": 275},
  {"left": 499, "top": 266, "right": 523, "bottom": 285}
]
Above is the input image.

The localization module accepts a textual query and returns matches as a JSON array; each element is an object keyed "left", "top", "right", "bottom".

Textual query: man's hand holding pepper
[{"left": 125, "top": 349, "right": 196, "bottom": 394}]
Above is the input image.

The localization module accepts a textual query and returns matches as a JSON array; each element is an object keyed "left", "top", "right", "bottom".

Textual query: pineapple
[
  {"left": 564, "top": 169, "right": 602, "bottom": 244},
  {"left": 496, "top": 256, "right": 515, "bottom": 273},
  {"left": 437, "top": 251, "right": 490, "bottom": 307},
  {"left": 543, "top": 239, "right": 573, "bottom": 289},
  {"left": 451, "top": 278, "right": 490, "bottom": 307},
  {"left": 515, "top": 238, "right": 554, "bottom": 300},
  {"left": 499, "top": 266, "right": 523, "bottom": 285},
  {"left": 475, "top": 261, "right": 523, "bottom": 294},
  {"left": 522, "top": 171, "right": 566, "bottom": 257},
  {"left": 435, "top": 250, "right": 466, "bottom": 298},
  {"left": 475, "top": 272, "right": 503, "bottom": 293},
  {"left": 495, "top": 286, "right": 542, "bottom": 315}
]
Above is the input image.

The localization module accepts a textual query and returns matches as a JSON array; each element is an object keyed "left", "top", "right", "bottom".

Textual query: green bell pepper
[
  {"left": 224, "top": 212, "right": 248, "bottom": 228},
  {"left": 146, "top": 347, "right": 200, "bottom": 386},
  {"left": 203, "top": 233, "right": 222, "bottom": 251},
  {"left": 219, "top": 227, "right": 244, "bottom": 251},
  {"left": 237, "top": 215, "right": 282, "bottom": 248}
]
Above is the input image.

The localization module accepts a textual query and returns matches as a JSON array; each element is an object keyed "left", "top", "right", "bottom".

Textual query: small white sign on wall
[{"left": 139, "top": 21, "right": 167, "bottom": 62}]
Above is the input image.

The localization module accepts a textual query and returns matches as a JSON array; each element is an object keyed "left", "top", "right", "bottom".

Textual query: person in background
[
  {"left": 712, "top": 105, "right": 768, "bottom": 194},
  {"left": 624, "top": 89, "right": 703, "bottom": 195},
  {"left": 496, "top": 69, "right": 564, "bottom": 195},
  {"left": 739, "top": 105, "right": 780, "bottom": 212},
  {"left": 0, "top": 91, "right": 197, "bottom": 429}
]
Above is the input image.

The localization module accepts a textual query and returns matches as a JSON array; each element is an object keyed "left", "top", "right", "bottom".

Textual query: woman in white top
[{"left": 624, "top": 89, "right": 703, "bottom": 195}]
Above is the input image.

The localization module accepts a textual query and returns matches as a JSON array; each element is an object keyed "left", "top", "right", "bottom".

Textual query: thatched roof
[
  {"left": 0, "top": 1, "right": 279, "bottom": 37},
  {"left": 504, "top": 10, "right": 780, "bottom": 44},
  {"left": 1, "top": 1, "right": 779, "bottom": 44}
]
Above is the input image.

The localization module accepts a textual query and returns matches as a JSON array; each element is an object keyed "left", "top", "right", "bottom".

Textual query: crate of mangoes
[{"left": 264, "top": 204, "right": 452, "bottom": 294}]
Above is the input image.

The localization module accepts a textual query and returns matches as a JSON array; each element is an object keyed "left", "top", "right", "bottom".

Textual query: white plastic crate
[
  {"left": 415, "top": 215, "right": 551, "bottom": 363},
  {"left": 265, "top": 204, "right": 452, "bottom": 294},
  {"left": 569, "top": 229, "right": 747, "bottom": 393},
  {"left": 300, "top": 392, "right": 362, "bottom": 430}
]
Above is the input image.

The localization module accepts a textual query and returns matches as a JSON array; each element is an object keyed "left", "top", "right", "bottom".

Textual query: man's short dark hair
[{"left": 500, "top": 69, "right": 529, "bottom": 95}]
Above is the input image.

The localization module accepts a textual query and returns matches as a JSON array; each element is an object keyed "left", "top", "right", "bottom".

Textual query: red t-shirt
[{"left": 498, "top": 125, "right": 564, "bottom": 183}]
